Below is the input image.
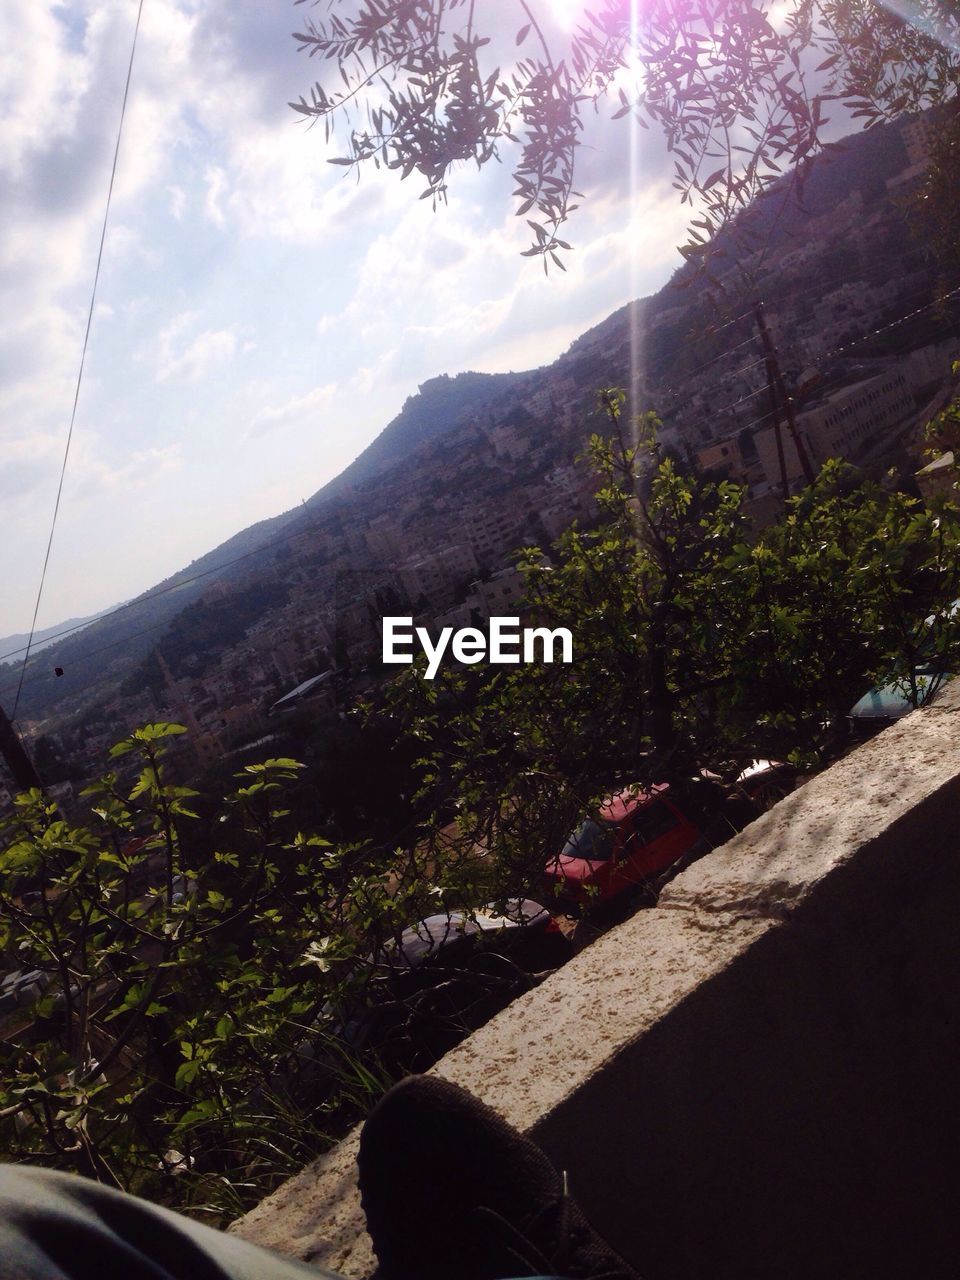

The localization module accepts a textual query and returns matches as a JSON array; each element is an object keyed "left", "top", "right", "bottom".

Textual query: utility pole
[
  {"left": 0, "top": 704, "right": 43, "bottom": 793},
  {"left": 762, "top": 349, "right": 790, "bottom": 497},
  {"left": 753, "top": 302, "right": 816, "bottom": 487}
]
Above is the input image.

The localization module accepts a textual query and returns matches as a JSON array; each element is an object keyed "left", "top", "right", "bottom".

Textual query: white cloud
[
  {"left": 155, "top": 314, "right": 238, "bottom": 383},
  {"left": 73, "top": 441, "right": 184, "bottom": 497},
  {"left": 168, "top": 184, "right": 186, "bottom": 220},
  {"left": 248, "top": 383, "right": 337, "bottom": 437},
  {"left": 203, "top": 165, "right": 228, "bottom": 228},
  {"left": 0, "top": 0, "right": 693, "bottom": 640}
]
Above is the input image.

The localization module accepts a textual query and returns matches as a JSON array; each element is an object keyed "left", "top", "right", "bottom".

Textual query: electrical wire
[
  {"left": 719, "top": 382, "right": 768, "bottom": 414},
  {"left": 10, "top": 0, "right": 146, "bottom": 722},
  {"left": 748, "top": 249, "right": 944, "bottom": 310},
  {"left": 684, "top": 282, "right": 960, "bottom": 449},
  {"left": 691, "top": 306, "right": 754, "bottom": 336},
  {"left": 0, "top": 619, "right": 176, "bottom": 701},
  {"left": 0, "top": 509, "right": 328, "bottom": 698},
  {"left": 657, "top": 335, "right": 761, "bottom": 401},
  {"left": 810, "top": 283, "right": 960, "bottom": 366},
  {"left": 661, "top": 354, "right": 771, "bottom": 422}
]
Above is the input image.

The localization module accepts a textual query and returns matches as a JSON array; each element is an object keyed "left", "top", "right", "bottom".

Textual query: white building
[
  {"left": 754, "top": 367, "right": 916, "bottom": 486},
  {"left": 805, "top": 368, "right": 914, "bottom": 460},
  {"left": 472, "top": 565, "right": 529, "bottom": 620}
]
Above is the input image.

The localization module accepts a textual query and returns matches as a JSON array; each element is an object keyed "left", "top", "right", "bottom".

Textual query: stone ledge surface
[{"left": 232, "top": 683, "right": 960, "bottom": 1279}]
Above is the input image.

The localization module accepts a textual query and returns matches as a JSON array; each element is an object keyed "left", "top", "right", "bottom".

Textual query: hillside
[
  {"left": 2, "top": 108, "right": 956, "bottom": 750},
  {"left": 320, "top": 370, "right": 530, "bottom": 492},
  {"left": 0, "top": 609, "right": 116, "bottom": 665}
]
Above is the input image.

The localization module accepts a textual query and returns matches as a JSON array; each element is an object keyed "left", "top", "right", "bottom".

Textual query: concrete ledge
[{"left": 233, "top": 685, "right": 960, "bottom": 1279}]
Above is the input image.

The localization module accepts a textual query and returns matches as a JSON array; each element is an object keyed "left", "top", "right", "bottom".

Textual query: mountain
[
  {"left": 319, "top": 370, "right": 529, "bottom": 493},
  {"left": 3, "top": 109, "right": 955, "bottom": 742},
  {"left": 0, "top": 610, "right": 117, "bottom": 665}
]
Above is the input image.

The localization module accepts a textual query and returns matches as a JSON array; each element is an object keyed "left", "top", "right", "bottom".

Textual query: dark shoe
[{"left": 357, "top": 1074, "right": 640, "bottom": 1280}]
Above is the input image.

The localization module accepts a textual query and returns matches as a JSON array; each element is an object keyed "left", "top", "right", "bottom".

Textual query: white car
[{"left": 394, "top": 899, "right": 557, "bottom": 967}]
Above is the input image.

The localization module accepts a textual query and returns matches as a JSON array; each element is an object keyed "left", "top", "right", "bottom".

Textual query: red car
[{"left": 542, "top": 784, "right": 707, "bottom": 909}]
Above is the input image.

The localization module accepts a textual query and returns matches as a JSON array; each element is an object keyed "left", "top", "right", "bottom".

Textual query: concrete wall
[{"left": 233, "top": 684, "right": 960, "bottom": 1280}]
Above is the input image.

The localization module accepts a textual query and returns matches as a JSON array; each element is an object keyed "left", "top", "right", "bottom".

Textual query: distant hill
[
  {"left": 0, "top": 609, "right": 118, "bottom": 664},
  {"left": 2, "top": 109, "right": 950, "bottom": 731}
]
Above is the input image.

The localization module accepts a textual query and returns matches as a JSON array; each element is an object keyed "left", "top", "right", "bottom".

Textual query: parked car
[
  {"left": 0, "top": 969, "right": 80, "bottom": 1025},
  {"left": 848, "top": 600, "right": 959, "bottom": 736},
  {"left": 292, "top": 899, "right": 572, "bottom": 1089},
  {"left": 847, "top": 671, "right": 947, "bottom": 736},
  {"left": 392, "top": 898, "right": 568, "bottom": 971},
  {"left": 0, "top": 968, "right": 49, "bottom": 1016},
  {"left": 365, "top": 898, "right": 572, "bottom": 1055},
  {"left": 543, "top": 765, "right": 795, "bottom": 910},
  {"left": 543, "top": 785, "right": 705, "bottom": 910}
]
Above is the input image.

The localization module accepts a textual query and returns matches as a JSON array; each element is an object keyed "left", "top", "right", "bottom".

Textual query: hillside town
[
  {"left": 5, "top": 5, "right": 960, "bottom": 1274},
  {"left": 2, "top": 109, "right": 959, "bottom": 811}
]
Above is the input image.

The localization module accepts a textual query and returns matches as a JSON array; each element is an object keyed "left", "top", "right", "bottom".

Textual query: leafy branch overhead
[{"left": 290, "top": 0, "right": 960, "bottom": 262}]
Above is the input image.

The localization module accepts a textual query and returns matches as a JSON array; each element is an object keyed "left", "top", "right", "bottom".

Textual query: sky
[{"left": 0, "top": 0, "right": 695, "bottom": 640}]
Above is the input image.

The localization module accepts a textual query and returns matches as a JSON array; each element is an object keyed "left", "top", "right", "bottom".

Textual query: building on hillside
[
  {"left": 754, "top": 367, "right": 915, "bottom": 487},
  {"left": 489, "top": 422, "right": 532, "bottom": 461},
  {"left": 472, "top": 566, "right": 529, "bottom": 620},
  {"left": 538, "top": 503, "right": 574, "bottom": 542},
  {"left": 337, "top": 596, "right": 382, "bottom": 650},
  {"left": 192, "top": 732, "right": 225, "bottom": 769},
  {"left": 545, "top": 464, "right": 580, "bottom": 495},
  {"left": 902, "top": 114, "right": 935, "bottom": 168},
  {"left": 364, "top": 514, "right": 404, "bottom": 561},
  {"left": 903, "top": 341, "right": 956, "bottom": 393},
  {"left": 741, "top": 486, "right": 785, "bottom": 529},
  {"left": 399, "top": 543, "right": 479, "bottom": 610},
  {"left": 697, "top": 435, "right": 763, "bottom": 485},
  {"left": 915, "top": 451, "right": 959, "bottom": 504},
  {"left": 291, "top": 526, "right": 333, "bottom": 560},
  {"left": 463, "top": 506, "right": 524, "bottom": 566},
  {"left": 434, "top": 596, "right": 485, "bottom": 632},
  {"left": 804, "top": 368, "right": 914, "bottom": 460}
]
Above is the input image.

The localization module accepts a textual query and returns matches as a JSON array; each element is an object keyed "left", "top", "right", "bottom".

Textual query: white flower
[{"left": 302, "top": 938, "right": 334, "bottom": 972}]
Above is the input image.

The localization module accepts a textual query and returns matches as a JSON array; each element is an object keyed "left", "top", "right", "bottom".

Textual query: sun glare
[{"left": 546, "top": 0, "right": 585, "bottom": 31}]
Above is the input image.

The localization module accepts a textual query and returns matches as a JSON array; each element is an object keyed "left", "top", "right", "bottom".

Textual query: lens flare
[{"left": 878, "top": 1, "right": 960, "bottom": 54}]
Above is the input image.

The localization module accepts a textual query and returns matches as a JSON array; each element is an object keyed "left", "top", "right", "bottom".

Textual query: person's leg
[
  {"left": 1, "top": 1077, "right": 637, "bottom": 1280},
  {"left": 0, "top": 1164, "right": 335, "bottom": 1280},
  {"left": 357, "top": 1074, "right": 640, "bottom": 1280}
]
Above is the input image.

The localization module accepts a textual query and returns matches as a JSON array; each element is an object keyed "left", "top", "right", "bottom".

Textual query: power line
[
  {"left": 720, "top": 382, "right": 768, "bottom": 414},
  {"left": 698, "top": 278, "right": 958, "bottom": 412},
  {"left": 0, "top": 618, "right": 175, "bottom": 702},
  {"left": 11, "top": 0, "right": 146, "bottom": 722},
  {"left": 672, "top": 253, "right": 916, "bottom": 338},
  {"left": 809, "top": 283, "right": 960, "bottom": 366},
  {"left": 1, "top": 498, "right": 347, "bottom": 705},
  {"left": 662, "top": 355, "right": 772, "bottom": 423},
  {"left": 684, "top": 282, "right": 960, "bottom": 448},
  {"left": 657, "top": 334, "right": 760, "bottom": 401},
  {"left": 693, "top": 307, "right": 754, "bottom": 336},
  {"left": 749, "top": 251, "right": 944, "bottom": 311}
]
